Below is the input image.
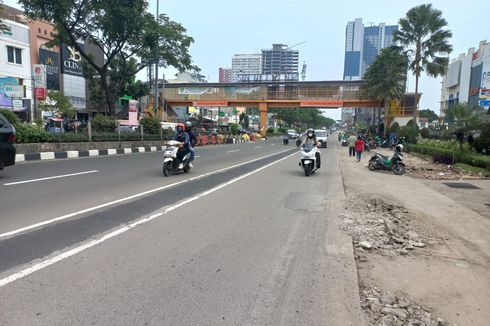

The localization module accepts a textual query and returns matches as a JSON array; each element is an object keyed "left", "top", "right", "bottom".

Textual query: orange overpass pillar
[{"left": 259, "top": 102, "right": 268, "bottom": 138}]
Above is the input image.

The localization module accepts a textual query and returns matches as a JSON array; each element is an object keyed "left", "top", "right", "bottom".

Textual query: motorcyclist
[
  {"left": 184, "top": 121, "right": 197, "bottom": 168},
  {"left": 173, "top": 123, "right": 190, "bottom": 169},
  {"left": 301, "top": 128, "right": 321, "bottom": 169}
]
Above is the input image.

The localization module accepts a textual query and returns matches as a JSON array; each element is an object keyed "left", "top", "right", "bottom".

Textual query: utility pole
[{"left": 153, "top": 0, "right": 159, "bottom": 115}]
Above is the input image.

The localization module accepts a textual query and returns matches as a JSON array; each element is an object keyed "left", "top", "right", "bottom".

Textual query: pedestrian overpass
[{"left": 162, "top": 80, "right": 414, "bottom": 135}]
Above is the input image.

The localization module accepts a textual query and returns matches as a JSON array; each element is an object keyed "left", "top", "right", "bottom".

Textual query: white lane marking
[
  {"left": 195, "top": 156, "right": 201, "bottom": 158},
  {"left": 270, "top": 144, "right": 276, "bottom": 146},
  {"left": 0, "top": 151, "right": 296, "bottom": 288},
  {"left": 226, "top": 150, "right": 239, "bottom": 153},
  {"left": 3, "top": 170, "right": 99, "bottom": 186},
  {"left": 0, "top": 149, "right": 292, "bottom": 239}
]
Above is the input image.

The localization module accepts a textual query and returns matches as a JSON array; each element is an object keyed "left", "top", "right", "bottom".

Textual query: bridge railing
[{"left": 164, "top": 84, "right": 372, "bottom": 102}]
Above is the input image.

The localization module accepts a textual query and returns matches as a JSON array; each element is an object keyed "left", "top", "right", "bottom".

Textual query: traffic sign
[{"left": 479, "top": 99, "right": 490, "bottom": 106}]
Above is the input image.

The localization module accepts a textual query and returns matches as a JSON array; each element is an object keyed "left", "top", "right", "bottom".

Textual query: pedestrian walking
[
  {"left": 355, "top": 136, "right": 365, "bottom": 162},
  {"left": 348, "top": 134, "right": 357, "bottom": 157}
]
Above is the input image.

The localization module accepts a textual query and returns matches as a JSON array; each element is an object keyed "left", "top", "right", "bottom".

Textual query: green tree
[
  {"left": 394, "top": 4, "right": 453, "bottom": 128},
  {"left": 39, "top": 90, "right": 75, "bottom": 119},
  {"left": 139, "top": 116, "right": 161, "bottom": 134},
  {"left": 445, "top": 103, "right": 482, "bottom": 131},
  {"left": 419, "top": 109, "right": 439, "bottom": 122},
  {"left": 20, "top": 0, "right": 197, "bottom": 114},
  {"left": 239, "top": 112, "right": 249, "bottom": 129},
  {"left": 0, "top": 1, "right": 10, "bottom": 33},
  {"left": 364, "top": 46, "right": 408, "bottom": 135}
]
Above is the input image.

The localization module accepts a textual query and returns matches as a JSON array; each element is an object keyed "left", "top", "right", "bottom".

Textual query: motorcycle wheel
[
  {"left": 183, "top": 165, "right": 190, "bottom": 173},
  {"left": 391, "top": 163, "right": 406, "bottom": 175},
  {"left": 368, "top": 162, "right": 377, "bottom": 171},
  {"left": 304, "top": 164, "right": 311, "bottom": 177},
  {"left": 163, "top": 161, "right": 172, "bottom": 177}
]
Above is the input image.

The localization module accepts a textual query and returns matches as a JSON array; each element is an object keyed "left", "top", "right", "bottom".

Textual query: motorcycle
[
  {"left": 283, "top": 135, "right": 289, "bottom": 145},
  {"left": 298, "top": 143, "right": 318, "bottom": 177},
  {"left": 296, "top": 137, "right": 302, "bottom": 147},
  {"left": 162, "top": 140, "right": 192, "bottom": 177},
  {"left": 368, "top": 150, "right": 406, "bottom": 175}
]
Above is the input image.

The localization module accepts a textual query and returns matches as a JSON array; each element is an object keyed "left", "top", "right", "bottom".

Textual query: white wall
[
  {"left": 459, "top": 49, "right": 474, "bottom": 103},
  {"left": 0, "top": 20, "right": 32, "bottom": 111}
]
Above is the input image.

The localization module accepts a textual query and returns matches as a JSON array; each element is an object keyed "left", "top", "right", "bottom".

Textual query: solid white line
[
  {"left": 226, "top": 150, "right": 239, "bottom": 153},
  {"left": 0, "top": 151, "right": 296, "bottom": 288},
  {"left": 0, "top": 149, "right": 292, "bottom": 239},
  {"left": 3, "top": 170, "right": 99, "bottom": 186}
]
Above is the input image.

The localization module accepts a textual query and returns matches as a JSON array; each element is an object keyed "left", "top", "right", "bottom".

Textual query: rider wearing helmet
[
  {"left": 184, "top": 121, "right": 197, "bottom": 168},
  {"left": 173, "top": 123, "right": 190, "bottom": 169},
  {"left": 302, "top": 128, "right": 321, "bottom": 169}
]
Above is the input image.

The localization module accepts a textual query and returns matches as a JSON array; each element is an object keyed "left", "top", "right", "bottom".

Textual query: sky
[{"left": 4, "top": 0, "right": 489, "bottom": 121}]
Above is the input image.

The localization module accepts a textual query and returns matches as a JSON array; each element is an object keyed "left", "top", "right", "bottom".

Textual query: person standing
[
  {"left": 354, "top": 136, "right": 365, "bottom": 162},
  {"left": 347, "top": 134, "right": 357, "bottom": 157}
]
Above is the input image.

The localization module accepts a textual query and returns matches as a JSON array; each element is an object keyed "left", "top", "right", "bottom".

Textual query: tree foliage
[
  {"left": 39, "top": 90, "right": 75, "bottom": 119},
  {"left": 394, "top": 4, "right": 453, "bottom": 127},
  {"left": 0, "top": 1, "right": 10, "bottom": 33},
  {"left": 419, "top": 109, "right": 438, "bottom": 122},
  {"left": 445, "top": 103, "right": 487, "bottom": 131},
  {"left": 364, "top": 46, "right": 408, "bottom": 104},
  {"left": 19, "top": 0, "right": 198, "bottom": 113}
]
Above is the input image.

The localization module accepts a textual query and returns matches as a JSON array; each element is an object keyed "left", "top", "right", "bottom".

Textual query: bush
[
  {"left": 0, "top": 109, "right": 22, "bottom": 126},
  {"left": 405, "top": 144, "right": 490, "bottom": 169},
  {"left": 91, "top": 115, "right": 116, "bottom": 132},
  {"left": 57, "top": 133, "right": 90, "bottom": 142},
  {"left": 15, "top": 123, "right": 53, "bottom": 143},
  {"left": 139, "top": 117, "right": 161, "bottom": 134},
  {"left": 420, "top": 128, "right": 430, "bottom": 139},
  {"left": 388, "top": 122, "right": 400, "bottom": 134},
  {"left": 267, "top": 127, "right": 275, "bottom": 135},
  {"left": 399, "top": 125, "right": 419, "bottom": 144},
  {"left": 230, "top": 123, "right": 238, "bottom": 135},
  {"left": 471, "top": 123, "right": 490, "bottom": 155}
]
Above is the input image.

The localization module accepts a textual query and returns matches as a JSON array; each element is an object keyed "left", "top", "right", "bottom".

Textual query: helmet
[
  {"left": 306, "top": 128, "right": 315, "bottom": 138},
  {"left": 184, "top": 121, "right": 192, "bottom": 131},
  {"left": 396, "top": 144, "right": 404, "bottom": 152},
  {"left": 176, "top": 123, "right": 185, "bottom": 133}
]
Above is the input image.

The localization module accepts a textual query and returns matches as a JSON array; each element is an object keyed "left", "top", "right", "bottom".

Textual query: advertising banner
[
  {"left": 39, "top": 48, "right": 60, "bottom": 90},
  {"left": 33, "top": 64, "right": 47, "bottom": 100},
  {"left": 61, "top": 43, "right": 84, "bottom": 77},
  {"left": 3, "top": 85, "right": 24, "bottom": 98},
  {"left": 481, "top": 47, "right": 490, "bottom": 90}
]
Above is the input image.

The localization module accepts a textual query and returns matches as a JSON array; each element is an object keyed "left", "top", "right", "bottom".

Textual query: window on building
[
  {"left": 38, "top": 28, "right": 41, "bottom": 33},
  {"left": 7, "top": 46, "right": 22, "bottom": 64}
]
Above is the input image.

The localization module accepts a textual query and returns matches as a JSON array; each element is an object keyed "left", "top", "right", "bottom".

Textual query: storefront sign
[
  {"left": 39, "top": 48, "right": 60, "bottom": 90},
  {"left": 3, "top": 85, "right": 24, "bottom": 98},
  {"left": 61, "top": 43, "right": 84, "bottom": 76},
  {"left": 33, "top": 64, "right": 47, "bottom": 100}
]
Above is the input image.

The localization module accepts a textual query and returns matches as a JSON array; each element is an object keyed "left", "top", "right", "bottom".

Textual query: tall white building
[
  {"left": 0, "top": 19, "right": 32, "bottom": 119},
  {"left": 231, "top": 54, "right": 262, "bottom": 82}
]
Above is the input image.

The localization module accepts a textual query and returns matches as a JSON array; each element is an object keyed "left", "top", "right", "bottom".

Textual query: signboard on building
[
  {"left": 482, "top": 47, "right": 490, "bottom": 90},
  {"left": 193, "top": 100, "right": 228, "bottom": 107},
  {"left": 3, "top": 85, "right": 24, "bottom": 98},
  {"left": 61, "top": 43, "right": 84, "bottom": 76},
  {"left": 39, "top": 48, "right": 60, "bottom": 90},
  {"left": 12, "top": 99, "right": 23, "bottom": 108},
  {"left": 479, "top": 88, "right": 490, "bottom": 99},
  {"left": 33, "top": 64, "right": 47, "bottom": 100},
  {"left": 479, "top": 99, "right": 490, "bottom": 107}
]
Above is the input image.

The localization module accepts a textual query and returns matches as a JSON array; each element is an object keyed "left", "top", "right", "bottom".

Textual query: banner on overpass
[
  {"left": 300, "top": 100, "right": 343, "bottom": 107},
  {"left": 193, "top": 100, "right": 228, "bottom": 107}
]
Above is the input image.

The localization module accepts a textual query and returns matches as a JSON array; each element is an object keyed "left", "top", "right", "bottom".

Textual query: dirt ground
[{"left": 336, "top": 140, "right": 490, "bottom": 326}]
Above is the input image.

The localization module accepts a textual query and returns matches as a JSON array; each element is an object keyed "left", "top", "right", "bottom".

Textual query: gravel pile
[
  {"left": 360, "top": 285, "right": 455, "bottom": 326},
  {"left": 340, "top": 197, "right": 438, "bottom": 257}
]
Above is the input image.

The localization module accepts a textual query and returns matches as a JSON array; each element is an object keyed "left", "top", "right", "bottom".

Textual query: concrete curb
[{"left": 15, "top": 146, "right": 166, "bottom": 163}]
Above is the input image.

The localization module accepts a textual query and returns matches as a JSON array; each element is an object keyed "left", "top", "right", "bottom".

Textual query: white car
[{"left": 315, "top": 129, "right": 327, "bottom": 148}]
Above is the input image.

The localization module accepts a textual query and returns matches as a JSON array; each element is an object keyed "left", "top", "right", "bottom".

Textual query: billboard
[
  {"left": 481, "top": 47, "right": 490, "bottom": 91},
  {"left": 61, "top": 43, "right": 84, "bottom": 76},
  {"left": 39, "top": 48, "right": 60, "bottom": 90},
  {"left": 0, "top": 77, "right": 20, "bottom": 107}
]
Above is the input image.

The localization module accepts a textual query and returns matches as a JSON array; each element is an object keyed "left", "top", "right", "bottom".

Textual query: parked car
[
  {"left": 117, "top": 125, "right": 136, "bottom": 133},
  {"left": 0, "top": 112, "right": 16, "bottom": 170},
  {"left": 287, "top": 129, "right": 299, "bottom": 139},
  {"left": 315, "top": 129, "right": 327, "bottom": 148}
]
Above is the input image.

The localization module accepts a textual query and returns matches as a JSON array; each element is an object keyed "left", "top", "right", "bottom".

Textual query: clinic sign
[{"left": 61, "top": 43, "right": 84, "bottom": 76}]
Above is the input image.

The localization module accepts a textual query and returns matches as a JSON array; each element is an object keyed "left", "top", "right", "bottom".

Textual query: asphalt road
[{"left": 0, "top": 137, "right": 361, "bottom": 325}]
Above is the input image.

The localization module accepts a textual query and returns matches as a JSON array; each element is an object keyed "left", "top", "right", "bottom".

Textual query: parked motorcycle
[
  {"left": 368, "top": 149, "right": 405, "bottom": 175},
  {"left": 298, "top": 143, "right": 318, "bottom": 177},
  {"left": 162, "top": 140, "right": 192, "bottom": 177},
  {"left": 283, "top": 135, "right": 289, "bottom": 145}
]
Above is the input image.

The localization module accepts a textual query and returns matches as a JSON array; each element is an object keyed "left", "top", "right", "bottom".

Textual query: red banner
[{"left": 35, "top": 87, "right": 46, "bottom": 100}]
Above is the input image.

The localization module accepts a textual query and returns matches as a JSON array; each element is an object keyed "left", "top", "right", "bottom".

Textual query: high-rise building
[
  {"left": 231, "top": 54, "right": 262, "bottom": 82},
  {"left": 261, "top": 44, "right": 299, "bottom": 79},
  {"left": 343, "top": 19, "right": 398, "bottom": 80},
  {"left": 219, "top": 68, "right": 232, "bottom": 83}
]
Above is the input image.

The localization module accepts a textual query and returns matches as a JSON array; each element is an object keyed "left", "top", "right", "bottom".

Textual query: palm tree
[
  {"left": 394, "top": 4, "right": 453, "bottom": 128},
  {"left": 364, "top": 46, "right": 408, "bottom": 135}
]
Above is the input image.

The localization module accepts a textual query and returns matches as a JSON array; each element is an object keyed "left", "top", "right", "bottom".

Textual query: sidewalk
[{"left": 336, "top": 140, "right": 490, "bottom": 325}]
